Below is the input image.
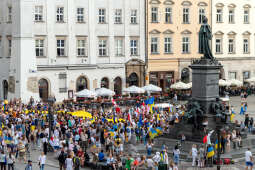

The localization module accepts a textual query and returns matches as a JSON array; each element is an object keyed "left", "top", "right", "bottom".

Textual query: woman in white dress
[{"left": 65, "top": 155, "right": 73, "bottom": 170}]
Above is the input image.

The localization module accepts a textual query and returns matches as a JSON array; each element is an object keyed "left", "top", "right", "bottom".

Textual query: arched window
[
  {"left": 101, "top": 77, "right": 109, "bottom": 88},
  {"left": 38, "top": 79, "right": 49, "bottom": 101},
  {"left": 76, "top": 76, "right": 88, "bottom": 92},
  {"left": 128, "top": 73, "right": 139, "bottom": 86},
  {"left": 114, "top": 77, "right": 122, "bottom": 95},
  {"left": 2, "top": 80, "right": 8, "bottom": 100}
]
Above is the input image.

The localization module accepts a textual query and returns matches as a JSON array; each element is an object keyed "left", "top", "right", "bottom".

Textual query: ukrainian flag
[
  {"left": 215, "top": 139, "right": 221, "bottom": 150},
  {"left": 230, "top": 113, "right": 235, "bottom": 122},
  {"left": 207, "top": 146, "right": 215, "bottom": 158},
  {"left": 149, "top": 128, "right": 158, "bottom": 139},
  {"left": 156, "top": 127, "right": 163, "bottom": 135}
]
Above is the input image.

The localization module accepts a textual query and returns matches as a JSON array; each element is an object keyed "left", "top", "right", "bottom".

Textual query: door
[{"left": 38, "top": 79, "right": 49, "bottom": 101}]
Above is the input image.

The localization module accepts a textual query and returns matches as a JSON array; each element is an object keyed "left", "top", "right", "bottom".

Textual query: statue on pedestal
[{"left": 199, "top": 16, "right": 214, "bottom": 60}]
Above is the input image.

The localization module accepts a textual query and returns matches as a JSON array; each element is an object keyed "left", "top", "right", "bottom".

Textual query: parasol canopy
[
  {"left": 142, "top": 84, "right": 162, "bottom": 92},
  {"left": 76, "top": 89, "right": 96, "bottom": 98},
  {"left": 170, "top": 82, "right": 190, "bottom": 90},
  {"left": 219, "top": 79, "right": 231, "bottom": 87},
  {"left": 228, "top": 79, "right": 243, "bottom": 87},
  {"left": 95, "top": 88, "right": 115, "bottom": 97},
  {"left": 245, "top": 77, "right": 255, "bottom": 83},
  {"left": 123, "top": 85, "right": 145, "bottom": 94}
]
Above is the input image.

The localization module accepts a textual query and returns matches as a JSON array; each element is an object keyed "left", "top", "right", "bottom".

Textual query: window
[
  {"left": 151, "top": 7, "right": 158, "bottom": 23},
  {"left": 243, "top": 39, "right": 249, "bottom": 54},
  {"left": 182, "top": 37, "right": 190, "bottom": 53},
  {"left": 7, "top": 7, "right": 12, "bottom": 23},
  {"left": 151, "top": 37, "right": 158, "bottom": 54},
  {"left": 243, "top": 71, "right": 250, "bottom": 80},
  {"left": 77, "top": 38, "right": 86, "bottom": 57},
  {"left": 0, "top": 37, "right": 2, "bottom": 56},
  {"left": 199, "top": 8, "right": 205, "bottom": 24},
  {"left": 131, "top": 10, "right": 137, "bottom": 24},
  {"left": 98, "top": 38, "right": 107, "bottom": 56},
  {"left": 57, "top": 39, "right": 65, "bottom": 56},
  {"left": 244, "top": 9, "right": 249, "bottom": 24},
  {"left": 183, "top": 8, "right": 189, "bottom": 23},
  {"left": 56, "top": 7, "right": 64, "bottom": 22},
  {"left": 215, "top": 38, "right": 222, "bottom": 53},
  {"left": 99, "top": 9, "right": 106, "bottom": 23},
  {"left": 59, "top": 73, "right": 67, "bottom": 93},
  {"left": 35, "top": 6, "right": 43, "bottom": 21},
  {"left": 164, "top": 37, "right": 172, "bottom": 53},
  {"left": 216, "top": 9, "right": 223, "bottom": 23},
  {"left": 8, "top": 38, "right": 11, "bottom": 57},
  {"left": 130, "top": 39, "right": 138, "bottom": 56},
  {"left": 228, "top": 39, "right": 234, "bottom": 54},
  {"left": 115, "top": 38, "right": 124, "bottom": 56},
  {"left": 229, "top": 72, "right": 236, "bottom": 79},
  {"left": 228, "top": 9, "right": 234, "bottom": 23},
  {"left": 35, "top": 39, "right": 44, "bottom": 57},
  {"left": 165, "top": 8, "right": 172, "bottom": 23},
  {"left": 115, "top": 9, "right": 122, "bottom": 24},
  {"left": 77, "top": 8, "right": 84, "bottom": 23}
]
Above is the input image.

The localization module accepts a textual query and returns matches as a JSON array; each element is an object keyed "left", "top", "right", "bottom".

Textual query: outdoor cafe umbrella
[
  {"left": 95, "top": 88, "right": 115, "bottom": 97},
  {"left": 142, "top": 84, "right": 162, "bottom": 92},
  {"left": 186, "top": 82, "right": 192, "bottom": 89},
  {"left": 170, "top": 82, "right": 189, "bottom": 90},
  {"left": 123, "top": 85, "right": 145, "bottom": 94},
  {"left": 245, "top": 77, "right": 255, "bottom": 83},
  {"left": 228, "top": 79, "right": 243, "bottom": 87},
  {"left": 219, "top": 79, "right": 231, "bottom": 87},
  {"left": 76, "top": 89, "right": 96, "bottom": 98}
]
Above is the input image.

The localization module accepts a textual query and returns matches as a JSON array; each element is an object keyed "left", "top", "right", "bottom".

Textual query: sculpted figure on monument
[
  {"left": 199, "top": 16, "right": 214, "bottom": 60},
  {"left": 185, "top": 101, "right": 204, "bottom": 129}
]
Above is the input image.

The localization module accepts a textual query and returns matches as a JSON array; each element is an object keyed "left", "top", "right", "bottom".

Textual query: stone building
[
  {"left": 212, "top": 0, "right": 255, "bottom": 81},
  {"left": 0, "top": 0, "right": 146, "bottom": 102},
  {"left": 146, "top": 0, "right": 211, "bottom": 92}
]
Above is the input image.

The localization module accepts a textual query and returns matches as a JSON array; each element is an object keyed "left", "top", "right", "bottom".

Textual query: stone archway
[
  {"left": 2, "top": 80, "right": 8, "bottom": 100},
  {"left": 114, "top": 77, "right": 122, "bottom": 95},
  {"left": 38, "top": 78, "right": 49, "bottom": 101},
  {"left": 128, "top": 73, "right": 139, "bottom": 86},
  {"left": 101, "top": 77, "right": 109, "bottom": 88},
  {"left": 76, "top": 76, "right": 88, "bottom": 92}
]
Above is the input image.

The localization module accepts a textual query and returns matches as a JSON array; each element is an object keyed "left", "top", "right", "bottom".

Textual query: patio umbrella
[
  {"left": 245, "top": 77, "right": 255, "bottom": 83},
  {"left": 95, "top": 88, "right": 115, "bottom": 97},
  {"left": 228, "top": 79, "right": 243, "bottom": 87},
  {"left": 170, "top": 82, "right": 189, "bottom": 90},
  {"left": 219, "top": 79, "right": 231, "bottom": 87},
  {"left": 123, "top": 85, "right": 145, "bottom": 94},
  {"left": 76, "top": 89, "right": 96, "bottom": 98},
  {"left": 142, "top": 84, "right": 162, "bottom": 92},
  {"left": 186, "top": 82, "right": 192, "bottom": 89}
]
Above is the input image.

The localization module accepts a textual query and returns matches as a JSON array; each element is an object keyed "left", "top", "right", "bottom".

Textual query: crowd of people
[{"left": 0, "top": 97, "right": 187, "bottom": 170}]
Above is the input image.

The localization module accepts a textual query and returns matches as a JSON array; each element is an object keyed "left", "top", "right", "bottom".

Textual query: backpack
[
  {"left": 74, "top": 157, "right": 80, "bottom": 167},
  {"left": 58, "top": 152, "right": 66, "bottom": 163}
]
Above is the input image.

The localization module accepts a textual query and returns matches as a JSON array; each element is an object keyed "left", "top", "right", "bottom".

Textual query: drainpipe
[{"left": 144, "top": 0, "right": 148, "bottom": 85}]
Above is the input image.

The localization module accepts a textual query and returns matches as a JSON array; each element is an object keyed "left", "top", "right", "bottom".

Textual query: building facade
[
  {"left": 212, "top": 0, "right": 255, "bottom": 81},
  {"left": 147, "top": 0, "right": 211, "bottom": 92},
  {"left": 0, "top": 0, "right": 146, "bottom": 102}
]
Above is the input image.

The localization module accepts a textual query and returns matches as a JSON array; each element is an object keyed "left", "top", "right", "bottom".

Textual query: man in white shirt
[{"left": 245, "top": 148, "right": 253, "bottom": 170}]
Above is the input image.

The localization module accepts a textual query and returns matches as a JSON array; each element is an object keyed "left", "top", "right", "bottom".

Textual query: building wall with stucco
[{"left": 147, "top": 0, "right": 211, "bottom": 91}]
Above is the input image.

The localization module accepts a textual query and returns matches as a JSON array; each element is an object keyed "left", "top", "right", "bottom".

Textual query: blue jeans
[
  {"left": 40, "top": 164, "right": 45, "bottom": 170},
  {"left": 174, "top": 154, "right": 179, "bottom": 165},
  {"left": 147, "top": 148, "right": 152, "bottom": 156},
  {"left": 248, "top": 125, "right": 253, "bottom": 133}
]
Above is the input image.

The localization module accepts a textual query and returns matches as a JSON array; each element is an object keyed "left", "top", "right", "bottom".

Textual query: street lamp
[
  {"left": 215, "top": 113, "right": 222, "bottom": 170},
  {"left": 48, "top": 96, "right": 55, "bottom": 141}
]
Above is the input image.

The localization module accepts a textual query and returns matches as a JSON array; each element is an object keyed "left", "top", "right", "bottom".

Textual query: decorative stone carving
[
  {"left": 27, "top": 77, "right": 39, "bottom": 93},
  {"left": 8, "top": 76, "right": 15, "bottom": 93}
]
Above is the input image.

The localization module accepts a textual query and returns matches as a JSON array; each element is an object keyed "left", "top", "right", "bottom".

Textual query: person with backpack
[
  {"left": 73, "top": 154, "right": 80, "bottom": 170},
  {"left": 25, "top": 160, "right": 32, "bottom": 170},
  {"left": 58, "top": 148, "right": 66, "bottom": 170}
]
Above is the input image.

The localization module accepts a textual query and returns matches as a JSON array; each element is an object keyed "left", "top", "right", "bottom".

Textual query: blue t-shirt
[{"left": 98, "top": 152, "right": 105, "bottom": 161}]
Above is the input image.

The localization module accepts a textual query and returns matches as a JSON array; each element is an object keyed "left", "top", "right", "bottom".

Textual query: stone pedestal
[{"left": 189, "top": 59, "right": 222, "bottom": 114}]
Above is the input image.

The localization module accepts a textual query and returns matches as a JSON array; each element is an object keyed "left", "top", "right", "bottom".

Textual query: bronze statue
[{"left": 199, "top": 16, "right": 214, "bottom": 60}]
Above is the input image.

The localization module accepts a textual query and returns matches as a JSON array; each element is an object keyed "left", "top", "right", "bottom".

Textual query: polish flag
[{"left": 112, "top": 99, "right": 117, "bottom": 107}]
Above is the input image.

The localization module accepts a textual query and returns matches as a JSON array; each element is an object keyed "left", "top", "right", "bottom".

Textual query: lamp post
[
  {"left": 215, "top": 113, "right": 222, "bottom": 170},
  {"left": 48, "top": 96, "right": 55, "bottom": 141}
]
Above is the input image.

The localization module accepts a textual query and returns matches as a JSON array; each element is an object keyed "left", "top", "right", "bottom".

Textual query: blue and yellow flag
[
  {"left": 215, "top": 139, "right": 221, "bottom": 150},
  {"left": 207, "top": 146, "right": 215, "bottom": 158}
]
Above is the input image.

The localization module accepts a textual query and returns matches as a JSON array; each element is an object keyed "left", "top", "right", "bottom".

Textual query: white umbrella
[
  {"left": 170, "top": 82, "right": 189, "bottom": 90},
  {"left": 142, "top": 84, "right": 162, "bottom": 92},
  {"left": 123, "top": 85, "right": 145, "bottom": 94},
  {"left": 76, "top": 89, "right": 96, "bottom": 98},
  {"left": 95, "top": 88, "right": 115, "bottom": 97},
  {"left": 228, "top": 79, "right": 243, "bottom": 87},
  {"left": 187, "top": 82, "right": 192, "bottom": 89},
  {"left": 245, "top": 77, "right": 255, "bottom": 83},
  {"left": 219, "top": 79, "right": 231, "bottom": 87}
]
